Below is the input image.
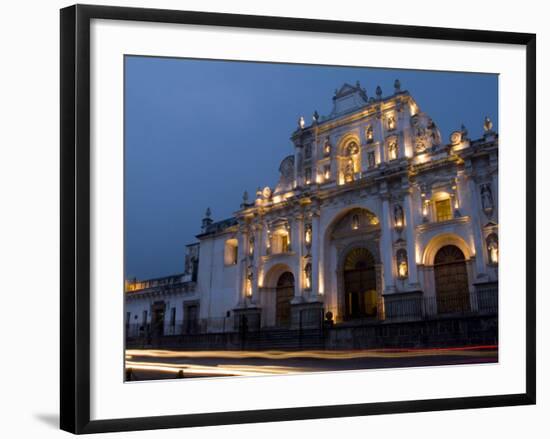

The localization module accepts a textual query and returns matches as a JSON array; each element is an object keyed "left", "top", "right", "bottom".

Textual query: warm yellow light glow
[
  {"left": 258, "top": 270, "right": 264, "bottom": 288},
  {"left": 388, "top": 116, "right": 396, "bottom": 130},
  {"left": 398, "top": 260, "right": 408, "bottom": 278},
  {"left": 415, "top": 244, "right": 422, "bottom": 265},
  {"left": 245, "top": 278, "right": 252, "bottom": 297},
  {"left": 324, "top": 168, "right": 330, "bottom": 180},
  {"left": 490, "top": 247, "right": 498, "bottom": 264},
  {"left": 422, "top": 200, "right": 429, "bottom": 217},
  {"left": 305, "top": 225, "right": 312, "bottom": 245},
  {"left": 351, "top": 214, "right": 359, "bottom": 230},
  {"left": 388, "top": 141, "right": 398, "bottom": 160}
]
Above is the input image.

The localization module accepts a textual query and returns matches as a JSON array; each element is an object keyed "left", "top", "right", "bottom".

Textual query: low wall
[
  {"left": 126, "top": 314, "right": 497, "bottom": 350},
  {"left": 325, "top": 315, "right": 497, "bottom": 349}
]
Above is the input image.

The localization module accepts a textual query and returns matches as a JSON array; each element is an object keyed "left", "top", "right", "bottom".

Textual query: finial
[
  {"left": 298, "top": 116, "right": 305, "bottom": 130},
  {"left": 242, "top": 190, "right": 249, "bottom": 203},
  {"left": 394, "top": 79, "right": 401, "bottom": 92},
  {"left": 461, "top": 123, "right": 468, "bottom": 137},
  {"left": 483, "top": 116, "right": 493, "bottom": 133},
  {"left": 356, "top": 80, "right": 361, "bottom": 88},
  {"left": 376, "top": 85, "right": 382, "bottom": 99},
  {"left": 205, "top": 207, "right": 211, "bottom": 218},
  {"left": 313, "top": 110, "right": 319, "bottom": 123}
]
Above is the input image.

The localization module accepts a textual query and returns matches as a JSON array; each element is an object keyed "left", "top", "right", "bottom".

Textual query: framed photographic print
[{"left": 60, "top": 4, "right": 536, "bottom": 434}]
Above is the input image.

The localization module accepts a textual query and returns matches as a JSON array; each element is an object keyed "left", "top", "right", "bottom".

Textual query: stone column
[
  {"left": 290, "top": 216, "right": 303, "bottom": 300},
  {"left": 380, "top": 198, "right": 395, "bottom": 293},
  {"left": 250, "top": 224, "right": 261, "bottom": 300},
  {"left": 404, "top": 193, "right": 419, "bottom": 286},
  {"left": 236, "top": 229, "right": 247, "bottom": 304},
  {"left": 491, "top": 173, "right": 499, "bottom": 221},
  {"left": 467, "top": 178, "right": 488, "bottom": 278},
  {"left": 310, "top": 211, "right": 320, "bottom": 298},
  {"left": 378, "top": 114, "right": 386, "bottom": 163}
]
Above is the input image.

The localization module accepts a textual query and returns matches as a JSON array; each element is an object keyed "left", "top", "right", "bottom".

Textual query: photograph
[{"left": 123, "top": 57, "right": 500, "bottom": 381}]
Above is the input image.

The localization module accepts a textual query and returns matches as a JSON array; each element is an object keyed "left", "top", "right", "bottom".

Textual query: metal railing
[
  {"left": 384, "top": 285, "right": 498, "bottom": 321},
  {"left": 126, "top": 317, "right": 234, "bottom": 339}
]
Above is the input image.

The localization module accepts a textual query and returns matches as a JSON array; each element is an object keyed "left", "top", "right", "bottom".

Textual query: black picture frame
[{"left": 60, "top": 4, "right": 536, "bottom": 434}]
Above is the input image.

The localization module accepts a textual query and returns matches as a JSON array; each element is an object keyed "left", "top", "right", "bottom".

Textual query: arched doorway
[
  {"left": 434, "top": 245, "right": 470, "bottom": 313},
  {"left": 275, "top": 272, "right": 294, "bottom": 327},
  {"left": 343, "top": 248, "right": 377, "bottom": 319}
]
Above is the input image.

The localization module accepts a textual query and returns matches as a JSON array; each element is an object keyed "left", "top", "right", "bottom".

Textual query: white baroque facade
[{"left": 126, "top": 81, "right": 498, "bottom": 335}]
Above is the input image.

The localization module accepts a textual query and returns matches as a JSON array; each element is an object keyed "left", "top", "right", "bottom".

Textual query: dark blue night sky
[{"left": 124, "top": 56, "right": 498, "bottom": 280}]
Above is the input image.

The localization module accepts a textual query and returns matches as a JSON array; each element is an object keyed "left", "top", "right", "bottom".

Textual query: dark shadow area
[{"left": 34, "top": 413, "right": 59, "bottom": 430}]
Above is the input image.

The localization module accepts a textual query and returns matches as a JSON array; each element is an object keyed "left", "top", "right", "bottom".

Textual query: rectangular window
[
  {"left": 142, "top": 310, "right": 148, "bottom": 326},
  {"left": 436, "top": 198, "right": 453, "bottom": 222},
  {"left": 304, "top": 143, "right": 312, "bottom": 159},
  {"left": 170, "top": 307, "right": 176, "bottom": 326}
]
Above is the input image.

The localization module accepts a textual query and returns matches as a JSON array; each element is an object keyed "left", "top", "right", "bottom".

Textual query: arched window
[{"left": 224, "top": 239, "right": 238, "bottom": 265}]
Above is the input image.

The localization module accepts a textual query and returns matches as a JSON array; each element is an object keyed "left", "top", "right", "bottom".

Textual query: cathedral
[{"left": 125, "top": 80, "right": 498, "bottom": 339}]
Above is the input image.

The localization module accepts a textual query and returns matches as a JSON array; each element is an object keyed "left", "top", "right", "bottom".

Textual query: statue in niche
[
  {"left": 394, "top": 204, "right": 404, "bottom": 228},
  {"left": 304, "top": 262, "right": 312, "bottom": 290},
  {"left": 248, "top": 235, "right": 254, "bottom": 257},
  {"left": 368, "top": 151, "right": 375, "bottom": 168},
  {"left": 487, "top": 234, "right": 499, "bottom": 265},
  {"left": 366, "top": 126, "right": 374, "bottom": 142},
  {"left": 388, "top": 141, "right": 398, "bottom": 160},
  {"left": 324, "top": 137, "right": 331, "bottom": 156},
  {"left": 304, "top": 223, "right": 312, "bottom": 247},
  {"left": 346, "top": 141, "right": 359, "bottom": 156},
  {"left": 480, "top": 183, "right": 494, "bottom": 213},
  {"left": 344, "top": 159, "right": 354, "bottom": 182},
  {"left": 387, "top": 116, "right": 396, "bottom": 131}
]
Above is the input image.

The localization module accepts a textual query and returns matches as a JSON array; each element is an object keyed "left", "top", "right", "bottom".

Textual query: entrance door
[
  {"left": 343, "top": 248, "right": 377, "bottom": 319},
  {"left": 275, "top": 272, "right": 294, "bottom": 327},
  {"left": 434, "top": 245, "right": 470, "bottom": 313},
  {"left": 151, "top": 302, "right": 165, "bottom": 337},
  {"left": 185, "top": 304, "right": 199, "bottom": 334}
]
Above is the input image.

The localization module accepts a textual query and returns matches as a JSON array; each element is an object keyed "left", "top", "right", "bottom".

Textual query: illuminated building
[{"left": 125, "top": 80, "right": 498, "bottom": 335}]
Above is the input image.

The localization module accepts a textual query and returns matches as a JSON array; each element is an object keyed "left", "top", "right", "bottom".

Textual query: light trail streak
[
  {"left": 126, "top": 360, "right": 314, "bottom": 377},
  {"left": 126, "top": 346, "right": 497, "bottom": 361}
]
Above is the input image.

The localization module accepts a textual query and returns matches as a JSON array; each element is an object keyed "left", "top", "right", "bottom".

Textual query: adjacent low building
[{"left": 125, "top": 80, "right": 498, "bottom": 340}]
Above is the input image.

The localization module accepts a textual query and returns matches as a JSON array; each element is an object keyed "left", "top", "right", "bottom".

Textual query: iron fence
[{"left": 384, "top": 285, "right": 498, "bottom": 321}]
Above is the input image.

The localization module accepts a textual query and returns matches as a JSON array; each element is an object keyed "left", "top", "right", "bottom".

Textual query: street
[{"left": 125, "top": 346, "right": 498, "bottom": 381}]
